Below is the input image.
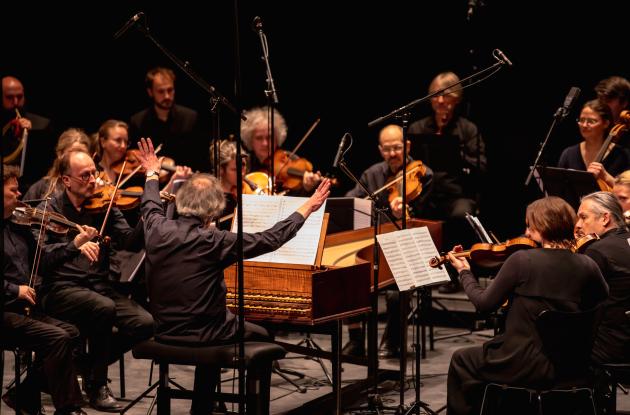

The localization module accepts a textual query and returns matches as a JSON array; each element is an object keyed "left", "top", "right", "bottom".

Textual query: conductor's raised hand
[
  {"left": 297, "top": 178, "right": 331, "bottom": 218},
  {"left": 136, "top": 138, "right": 162, "bottom": 173}
]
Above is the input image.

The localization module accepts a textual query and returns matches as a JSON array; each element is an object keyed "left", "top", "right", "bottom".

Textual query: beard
[{"left": 155, "top": 99, "right": 173, "bottom": 110}]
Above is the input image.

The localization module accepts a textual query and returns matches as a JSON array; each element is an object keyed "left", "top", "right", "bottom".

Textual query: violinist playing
[
  {"left": 445, "top": 196, "right": 608, "bottom": 415},
  {"left": 33, "top": 150, "right": 154, "bottom": 412},
  {"left": 342, "top": 124, "right": 434, "bottom": 359},
  {"left": 240, "top": 106, "right": 322, "bottom": 195},
  {"left": 3, "top": 164, "right": 96, "bottom": 415}
]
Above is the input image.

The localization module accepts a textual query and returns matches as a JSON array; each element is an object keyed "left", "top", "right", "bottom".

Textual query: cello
[{"left": 592, "top": 110, "right": 630, "bottom": 191}]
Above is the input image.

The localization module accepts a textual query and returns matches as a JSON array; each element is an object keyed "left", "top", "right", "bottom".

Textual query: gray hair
[
  {"left": 240, "top": 106, "right": 287, "bottom": 150},
  {"left": 429, "top": 71, "right": 463, "bottom": 102},
  {"left": 175, "top": 173, "right": 225, "bottom": 221},
  {"left": 581, "top": 191, "right": 625, "bottom": 227},
  {"left": 209, "top": 139, "right": 248, "bottom": 170}
]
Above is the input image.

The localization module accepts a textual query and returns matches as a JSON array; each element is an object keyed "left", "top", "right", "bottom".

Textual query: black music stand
[{"left": 537, "top": 167, "right": 599, "bottom": 211}]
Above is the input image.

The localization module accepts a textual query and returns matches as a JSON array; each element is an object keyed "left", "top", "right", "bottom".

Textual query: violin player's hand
[
  {"left": 302, "top": 171, "right": 321, "bottom": 192},
  {"left": 73, "top": 225, "right": 99, "bottom": 248},
  {"left": 79, "top": 241, "right": 100, "bottom": 263},
  {"left": 18, "top": 117, "right": 32, "bottom": 130},
  {"left": 18, "top": 285, "right": 36, "bottom": 305},
  {"left": 447, "top": 244, "right": 470, "bottom": 273},
  {"left": 163, "top": 165, "right": 192, "bottom": 193},
  {"left": 390, "top": 197, "right": 405, "bottom": 219},
  {"left": 136, "top": 138, "right": 162, "bottom": 173}
]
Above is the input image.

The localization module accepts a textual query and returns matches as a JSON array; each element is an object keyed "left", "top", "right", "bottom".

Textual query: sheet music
[
  {"left": 376, "top": 227, "right": 450, "bottom": 291},
  {"left": 232, "top": 194, "right": 326, "bottom": 265}
]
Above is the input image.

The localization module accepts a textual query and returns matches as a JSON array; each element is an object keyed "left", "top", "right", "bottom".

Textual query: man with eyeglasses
[
  {"left": 343, "top": 123, "right": 434, "bottom": 358},
  {"left": 33, "top": 150, "right": 154, "bottom": 412}
]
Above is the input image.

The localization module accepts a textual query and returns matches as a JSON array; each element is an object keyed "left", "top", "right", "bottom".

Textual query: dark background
[{"left": 3, "top": 1, "right": 629, "bottom": 240}]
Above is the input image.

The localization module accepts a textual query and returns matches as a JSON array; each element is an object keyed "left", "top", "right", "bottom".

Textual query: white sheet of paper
[
  {"left": 376, "top": 226, "right": 450, "bottom": 291},
  {"left": 232, "top": 194, "right": 326, "bottom": 266}
]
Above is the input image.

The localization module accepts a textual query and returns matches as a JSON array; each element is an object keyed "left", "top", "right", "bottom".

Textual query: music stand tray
[{"left": 538, "top": 167, "right": 600, "bottom": 210}]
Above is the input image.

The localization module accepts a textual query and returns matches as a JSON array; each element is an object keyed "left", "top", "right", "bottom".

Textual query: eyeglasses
[
  {"left": 576, "top": 117, "right": 600, "bottom": 126},
  {"left": 380, "top": 144, "right": 404, "bottom": 153},
  {"left": 69, "top": 170, "right": 100, "bottom": 183}
]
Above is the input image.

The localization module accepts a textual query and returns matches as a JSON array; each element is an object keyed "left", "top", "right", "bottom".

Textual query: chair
[
  {"left": 0, "top": 345, "right": 32, "bottom": 415},
  {"left": 598, "top": 310, "right": 630, "bottom": 415},
  {"left": 480, "top": 306, "right": 602, "bottom": 415},
  {"left": 123, "top": 339, "right": 286, "bottom": 415}
]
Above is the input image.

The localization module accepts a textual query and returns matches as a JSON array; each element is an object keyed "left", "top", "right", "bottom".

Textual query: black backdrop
[{"left": 3, "top": 0, "right": 629, "bottom": 240}]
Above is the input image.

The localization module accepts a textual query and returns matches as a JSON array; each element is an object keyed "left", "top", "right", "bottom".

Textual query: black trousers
[
  {"left": 41, "top": 283, "right": 154, "bottom": 386},
  {"left": 191, "top": 321, "right": 270, "bottom": 414},
  {"left": 447, "top": 345, "right": 487, "bottom": 415},
  {"left": 2, "top": 311, "right": 83, "bottom": 410}
]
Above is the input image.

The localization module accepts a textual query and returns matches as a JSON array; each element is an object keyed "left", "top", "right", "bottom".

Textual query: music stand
[{"left": 538, "top": 167, "right": 599, "bottom": 211}]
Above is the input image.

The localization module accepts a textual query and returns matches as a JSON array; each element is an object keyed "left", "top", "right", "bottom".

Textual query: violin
[
  {"left": 429, "top": 237, "right": 537, "bottom": 269},
  {"left": 370, "top": 160, "right": 427, "bottom": 203},
  {"left": 12, "top": 202, "right": 110, "bottom": 244},
  {"left": 111, "top": 149, "right": 177, "bottom": 183},
  {"left": 84, "top": 183, "right": 176, "bottom": 212},
  {"left": 267, "top": 149, "right": 338, "bottom": 193},
  {"left": 243, "top": 172, "right": 271, "bottom": 195},
  {"left": 570, "top": 233, "right": 600, "bottom": 253}
]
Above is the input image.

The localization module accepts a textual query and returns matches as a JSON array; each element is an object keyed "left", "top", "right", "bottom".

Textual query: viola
[
  {"left": 429, "top": 237, "right": 537, "bottom": 269},
  {"left": 12, "top": 202, "right": 110, "bottom": 244},
  {"left": 111, "top": 149, "right": 177, "bottom": 183},
  {"left": 267, "top": 149, "right": 338, "bottom": 193}
]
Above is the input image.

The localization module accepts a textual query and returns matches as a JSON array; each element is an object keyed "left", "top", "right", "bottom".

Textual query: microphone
[
  {"left": 114, "top": 12, "right": 144, "bottom": 40},
  {"left": 494, "top": 49, "right": 513, "bottom": 66},
  {"left": 332, "top": 133, "right": 349, "bottom": 168},
  {"left": 557, "top": 87, "right": 581, "bottom": 119},
  {"left": 252, "top": 16, "right": 263, "bottom": 33}
]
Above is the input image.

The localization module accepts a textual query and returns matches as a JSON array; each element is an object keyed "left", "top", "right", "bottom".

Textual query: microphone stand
[
  {"left": 524, "top": 106, "right": 569, "bottom": 189},
  {"left": 337, "top": 157, "right": 400, "bottom": 414},
  {"left": 121, "top": 9, "right": 248, "bottom": 413},
  {"left": 368, "top": 53, "right": 508, "bottom": 414},
  {"left": 254, "top": 16, "right": 280, "bottom": 193}
]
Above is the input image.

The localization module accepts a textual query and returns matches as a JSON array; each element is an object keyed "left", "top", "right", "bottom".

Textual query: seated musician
[
  {"left": 558, "top": 99, "right": 630, "bottom": 187},
  {"left": 134, "top": 138, "right": 331, "bottom": 415},
  {"left": 445, "top": 196, "right": 608, "bottom": 415},
  {"left": 613, "top": 170, "right": 630, "bottom": 226},
  {"left": 34, "top": 150, "right": 154, "bottom": 412},
  {"left": 573, "top": 191, "right": 630, "bottom": 364},
  {"left": 240, "top": 106, "right": 321, "bottom": 195},
  {"left": 23, "top": 128, "right": 93, "bottom": 202},
  {"left": 343, "top": 123, "right": 434, "bottom": 359},
  {"left": 3, "top": 164, "right": 93, "bottom": 415},
  {"left": 209, "top": 139, "right": 249, "bottom": 230}
]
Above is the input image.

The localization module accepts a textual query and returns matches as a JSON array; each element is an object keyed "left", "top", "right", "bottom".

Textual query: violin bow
[
  {"left": 368, "top": 163, "right": 425, "bottom": 198},
  {"left": 99, "top": 159, "right": 127, "bottom": 237},
  {"left": 117, "top": 143, "right": 164, "bottom": 188},
  {"left": 273, "top": 118, "right": 320, "bottom": 183},
  {"left": 27, "top": 197, "right": 52, "bottom": 315}
]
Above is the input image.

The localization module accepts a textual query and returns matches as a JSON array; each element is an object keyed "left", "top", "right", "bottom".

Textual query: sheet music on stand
[
  {"left": 465, "top": 212, "right": 493, "bottom": 244},
  {"left": 376, "top": 226, "right": 450, "bottom": 292},
  {"left": 232, "top": 194, "right": 326, "bottom": 266}
]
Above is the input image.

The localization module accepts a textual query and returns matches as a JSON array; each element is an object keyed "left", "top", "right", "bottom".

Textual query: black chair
[
  {"left": 0, "top": 345, "right": 32, "bottom": 415},
  {"left": 598, "top": 310, "right": 630, "bottom": 415},
  {"left": 123, "top": 339, "right": 286, "bottom": 415},
  {"left": 480, "top": 306, "right": 602, "bottom": 415}
]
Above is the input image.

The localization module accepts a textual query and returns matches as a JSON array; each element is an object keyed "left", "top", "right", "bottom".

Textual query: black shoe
[
  {"left": 89, "top": 385, "right": 123, "bottom": 412},
  {"left": 341, "top": 339, "right": 365, "bottom": 357},
  {"left": 2, "top": 388, "right": 43, "bottom": 415},
  {"left": 378, "top": 343, "right": 400, "bottom": 359},
  {"left": 54, "top": 407, "right": 87, "bottom": 415},
  {"left": 438, "top": 281, "right": 461, "bottom": 294}
]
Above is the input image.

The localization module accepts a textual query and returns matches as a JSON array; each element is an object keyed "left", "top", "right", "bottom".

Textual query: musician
[
  {"left": 574, "top": 191, "right": 630, "bottom": 364},
  {"left": 446, "top": 196, "right": 608, "bottom": 415},
  {"left": 557, "top": 99, "right": 630, "bottom": 183},
  {"left": 23, "top": 127, "right": 92, "bottom": 202},
  {"left": 613, "top": 170, "right": 630, "bottom": 227},
  {"left": 595, "top": 76, "right": 630, "bottom": 125},
  {"left": 129, "top": 67, "right": 209, "bottom": 172},
  {"left": 1, "top": 76, "right": 56, "bottom": 189},
  {"left": 209, "top": 139, "right": 249, "bottom": 230},
  {"left": 34, "top": 150, "right": 154, "bottom": 412},
  {"left": 240, "top": 106, "right": 321, "bottom": 194},
  {"left": 3, "top": 164, "right": 94, "bottom": 415},
  {"left": 408, "top": 71, "right": 487, "bottom": 292},
  {"left": 135, "top": 137, "right": 331, "bottom": 414},
  {"left": 344, "top": 124, "right": 434, "bottom": 358}
]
